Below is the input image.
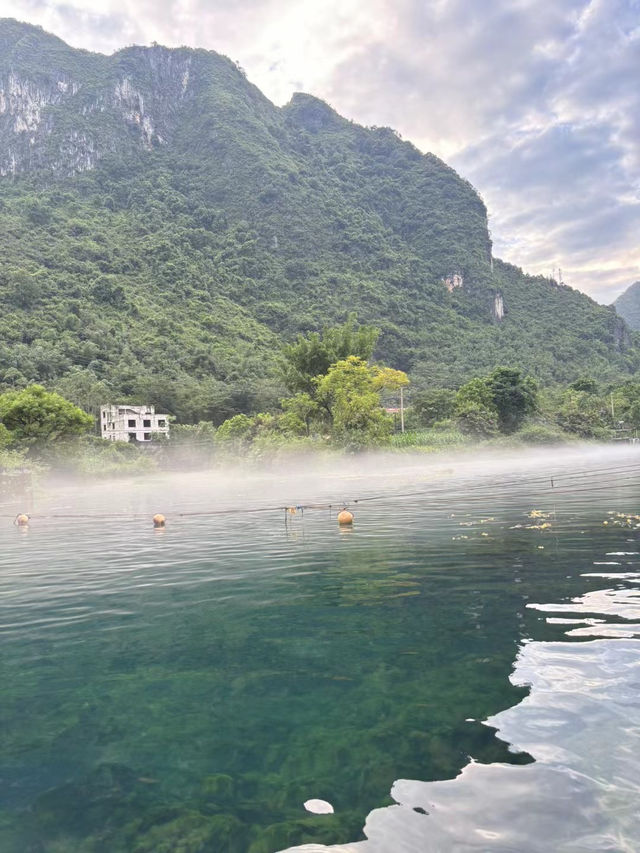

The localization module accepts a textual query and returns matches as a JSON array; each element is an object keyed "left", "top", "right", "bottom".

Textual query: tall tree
[
  {"left": 281, "top": 315, "right": 379, "bottom": 396},
  {"left": 0, "top": 385, "right": 94, "bottom": 445},
  {"left": 486, "top": 367, "right": 538, "bottom": 433},
  {"left": 316, "top": 356, "right": 396, "bottom": 448}
]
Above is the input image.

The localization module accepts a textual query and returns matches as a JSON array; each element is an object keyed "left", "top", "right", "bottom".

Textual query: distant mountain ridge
[
  {"left": 0, "top": 18, "right": 636, "bottom": 422},
  {"left": 613, "top": 281, "right": 640, "bottom": 331}
]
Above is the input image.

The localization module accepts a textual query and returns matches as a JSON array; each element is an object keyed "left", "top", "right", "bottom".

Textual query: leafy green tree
[
  {"left": 556, "top": 390, "right": 607, "bottom": 438},
  {"left": 608, "top": 381, "right": 640, "bottom": 429},
  {"left": 215, "top": 412, "right": 278, "bottom": 450},
  {"left": 171, "top": 422, "right": 217, "bottom": 444},
  {"left": 0, "top": 423, "right": 12, "bottom": 448},
  {"left": 54, "top": 368, "right": 113, "bottom": 414},
  {"left": 456, "top": 404, "right": 499, "bottom": 438},
  {"left": 316, "top": 356, "right": 392, "bottom": 448},
  {"left": 486, "top": 367, "right": 538, "bottom": 434},
  {"left": 455, "top": 377, "right": 495, "bottom": 412},
  {"left": 454, "top": 377, "right": 498, "bottom": 437},
  {"left": 627, "top": 401, "right": 640, "bottom": 430},
  {"left": 412, "top": 389, "right": 456, "bottom": 426},
  {"left": 92, "top": 275, "right": 126, "bottom": 307},
  {"left": 0, "top": 385, "right": 94, "bottom": 444},
  {"left": 281, "top": 315, "right": 379, "bottom": 397},
  {"left": 569, "top": 377, "right": 599, "bottom": 394},
  {"left": 215, "top": 413, "right": 254, "bottom": 443},
  {"left": 279, "top": 393, "right": 320, "bottom": 436},
  {"left": 6, "top": 268, "right": 45, "bottom": 309},
  {"left": 372, "top": 366, "right": 410, "bottom": 392}
]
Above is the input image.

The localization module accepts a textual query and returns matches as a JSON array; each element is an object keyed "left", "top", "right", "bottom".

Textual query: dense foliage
[
  {"left": 0, "top": 19, "right": 637, "bottom": 427},
  {"left": 405, "top": 371, "right": 640, "bottom": 446},
  {"left": 216, "top": 331, "right": 410, "bottom": 453},
  {"left": 613, "top": 281, "right": 640, "bottom": 331},
  {"left": 0, "top": 384, "right": 92, "bottom": 442},
  {"left": 4, "top": 368, "right": 640, "bottom": 479},
  {"left": 281, "top": 315, "right": 379, "bottom": 397}
]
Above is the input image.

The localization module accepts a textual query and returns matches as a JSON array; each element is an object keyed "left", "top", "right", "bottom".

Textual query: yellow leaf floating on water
[{"left": 602, "top": 512, "right": 640, "bottom": 528}]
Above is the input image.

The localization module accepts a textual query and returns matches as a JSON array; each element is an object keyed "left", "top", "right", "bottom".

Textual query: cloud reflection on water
[{"left": 281, "top": 545, "right": 640, "bottom": 851}]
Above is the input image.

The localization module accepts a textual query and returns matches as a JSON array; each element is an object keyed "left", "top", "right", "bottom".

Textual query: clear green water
[{"left": 1, "top": 453, "right": 639, "bottom": 852}]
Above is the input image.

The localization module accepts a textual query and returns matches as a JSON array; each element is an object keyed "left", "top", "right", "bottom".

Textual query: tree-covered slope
[
  {"left": 613, "top": 281, "right": 640, "bottom": 331},
  {"left": 0, "top": 18, "right": 636, "bottom": 422}
]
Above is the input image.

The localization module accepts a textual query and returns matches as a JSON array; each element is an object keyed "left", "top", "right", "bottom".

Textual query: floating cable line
[
  {"left": 4, "top": 461, "right": 640, "bottom": 522},
  {"left": 334, "top": 462, "right": 640, "bottom": 506},
  {"left": 533, "top": 479, "right": 640, "bottom": 497}
]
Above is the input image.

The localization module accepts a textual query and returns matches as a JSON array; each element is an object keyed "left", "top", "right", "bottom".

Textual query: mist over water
[{"left": 1, "top": 445, "right": 639, "bottom": 852}]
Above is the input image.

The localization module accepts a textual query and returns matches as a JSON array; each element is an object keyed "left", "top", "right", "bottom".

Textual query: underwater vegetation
[{"left": 1, "top": 456, "right": 632, "bottom": 852}]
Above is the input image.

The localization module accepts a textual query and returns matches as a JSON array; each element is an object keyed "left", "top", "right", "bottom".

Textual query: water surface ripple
[{"left": 0, "top": 448, "right": 639, "bottom": 852}]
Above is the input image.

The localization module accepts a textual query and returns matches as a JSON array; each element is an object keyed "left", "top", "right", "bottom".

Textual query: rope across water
[{"left": 3, "top": 461, "right": 640, "bottom": 523}]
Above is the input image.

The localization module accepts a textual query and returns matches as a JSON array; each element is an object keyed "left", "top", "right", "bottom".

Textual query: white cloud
[{"left": 3, "top": 0, "right": 639, "bottom": 301}]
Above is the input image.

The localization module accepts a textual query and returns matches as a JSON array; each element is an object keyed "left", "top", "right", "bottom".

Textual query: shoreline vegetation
[{"left": 1, "top": 318, "right": 639, "bottom": 485}]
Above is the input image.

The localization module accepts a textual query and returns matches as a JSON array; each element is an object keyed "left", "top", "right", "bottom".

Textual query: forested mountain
[
  {"left": 613, "top": 282, "right": 640, "bottom": 331},
  {"left": 0, "top": 18, "right": 636, "bottom": 423}
]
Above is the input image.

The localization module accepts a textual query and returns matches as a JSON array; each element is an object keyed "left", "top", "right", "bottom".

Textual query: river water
[{"left": 1, "top": 447, "right": 639, "bottom": 852}]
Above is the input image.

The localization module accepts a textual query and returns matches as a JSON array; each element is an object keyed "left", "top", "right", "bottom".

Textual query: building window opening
[
  {"left": 128, "top": 419, "right": 136, "bottom": 428},
  {"left": 128, "top": 433, "right": 137, "bottom": 442},
  {"left": 143, "top": 433, "right": 151, "bottom": 441},
  {"left": 158, "top": 419, "right": 166, "bottom": 428},
  {"left": 143, "top": 419, "right": 151, "bottom": 428}
]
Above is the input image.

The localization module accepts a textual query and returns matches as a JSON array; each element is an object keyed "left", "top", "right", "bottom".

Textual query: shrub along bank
[{"left": 1, "top": 321, "right": 637, "bottom": 479}]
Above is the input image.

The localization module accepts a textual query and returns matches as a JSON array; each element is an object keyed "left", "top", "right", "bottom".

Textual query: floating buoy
[
  {"left": 304, "top": 799, "right": 334, "bottom": 814},
  {"left": 153, "top": 513, "right": 166, "bottom": 528},
  {"left": 15, "top": 513, "right": 29, "bottom": 527},
  {"left": 337, "top": 509, "right": 353, "bottom": 526}
]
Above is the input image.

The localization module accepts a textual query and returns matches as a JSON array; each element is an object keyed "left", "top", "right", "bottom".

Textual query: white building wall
[{"left": 100, "top": 404, "right": 170, "bottom": 443}]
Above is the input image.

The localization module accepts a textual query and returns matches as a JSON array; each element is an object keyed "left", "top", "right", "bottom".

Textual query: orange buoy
[
  {"left": 15, "top": 513, "right": 29, "bottom": 527},
  {"left": 153, "top": 513, "right": 166, "bottom": 528},
  {"left": 337, "top": 509, "right": 354, "bottom": 526}
]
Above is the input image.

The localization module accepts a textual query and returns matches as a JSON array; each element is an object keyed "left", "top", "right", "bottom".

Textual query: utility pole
[
  {"left": 611, "top": 393, "right": 615, "bottom": 423},
  {"left": 400, "top": 386, "right": 405, "bottom": 433}
]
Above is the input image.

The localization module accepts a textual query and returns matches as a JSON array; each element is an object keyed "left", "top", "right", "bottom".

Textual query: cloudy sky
[{"left": 4, "top": 0, "right": 639, "bottom": 303}]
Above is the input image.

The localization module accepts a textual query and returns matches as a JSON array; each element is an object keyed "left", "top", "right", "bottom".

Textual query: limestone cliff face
[
  {"left": 0, "top": 71, "right": 78, "bottom": 132},
  {"left": 443, "top": 272, "right": 464, "bottom": 292},
  {"left": 0, "top": 34, "right": 194, "bottom": 176},
  {"left": 0, "top": 19, "right": 637, "bottom": 393},
  {"left": 0, "top": 71, "right": 76, "bottom": 173}
]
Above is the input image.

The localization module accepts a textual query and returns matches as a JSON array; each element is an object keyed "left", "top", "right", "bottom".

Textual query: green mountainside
[
  {"left": 613, "top": 281, "right": 640, "bottom": 331},
  {"left": 0, "top": 18, "right": 636, "bottom": 422}
]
